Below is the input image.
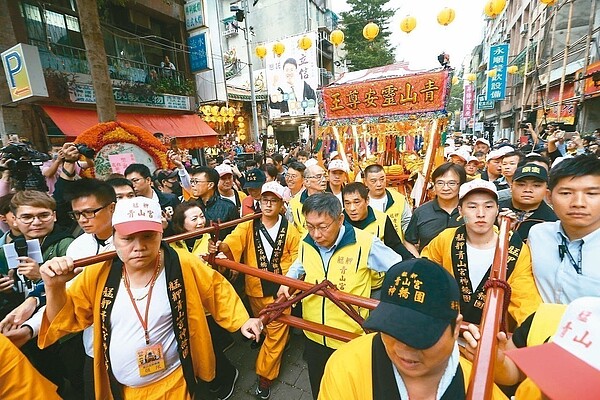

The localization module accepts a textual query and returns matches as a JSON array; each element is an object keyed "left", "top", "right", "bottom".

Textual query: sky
[{"left": 329, "top": 0, "right": 488, "bottom": 71}]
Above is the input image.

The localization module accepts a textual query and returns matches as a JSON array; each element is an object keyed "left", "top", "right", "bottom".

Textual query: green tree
[{"left": 339, "top": 0, "right": 396, "bottom": 71}]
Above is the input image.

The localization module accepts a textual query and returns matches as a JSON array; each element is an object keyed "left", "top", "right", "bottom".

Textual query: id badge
[{"left": 136, "top": 343, "right": 166, "bottom": 377}]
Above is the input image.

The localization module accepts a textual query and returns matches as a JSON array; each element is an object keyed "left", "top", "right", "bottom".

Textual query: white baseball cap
[
  {"left": 475, "top": 137, "right": 491, "bottom": 147},
  {"left": 261, "top": 181, "right": 285, "bottom": 199},
  {"left": 304, "top": 158, "right": 318, "bottom": 167},
  {"left": 485, "top": 148, "right": 510, "bottom": 162},
  {"left": 467, "top": 156, "right": 480, "bottom": 164},
  {"left": 506, "top": 297, "right": 600, "bottom": 400},
  {"left": 458, "top": 179, "right": 498, "bottom": 200},
  {"left": 329, "top": 151, "right": 340, "bottom": 160},
  {"left": 328, "top": 159, "right": 348, "bottom": 172},
  {"left": 112, "top": 197, "right": 163, "bottom": 235},
  {"left": 215, "top": 164, "right": 233, "bottom": 176},
  {"left": 449, "top": 150, "right": 469, "bottom": 162}
]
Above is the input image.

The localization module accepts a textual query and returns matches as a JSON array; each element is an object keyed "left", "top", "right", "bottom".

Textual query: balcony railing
[{"left": 32, "top": 39, "right": 188, "bottom": 85}]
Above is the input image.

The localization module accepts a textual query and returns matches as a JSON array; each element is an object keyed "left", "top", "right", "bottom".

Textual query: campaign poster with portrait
[{"left": 265, "top": 31, "right": 319, "bottom": 120}]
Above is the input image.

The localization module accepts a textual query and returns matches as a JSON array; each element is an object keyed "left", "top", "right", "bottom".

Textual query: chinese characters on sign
[
  {"left": 184, "top": 0, "right": 205, "bottom": 31},
  {"left": 486, "top": 44, "right": 509, "bottom": 102},
  {"left": 322, "top": 70, "right": 449, "bottom": 121},
  {"left": 108, "top": 153, "right": 136, "bottom": 175},
  {"left": 188, "top": 32, "right": 209, "bottom": 72},
  {"left": 463, "top": 83, "right": 474, "bottom": 119}
]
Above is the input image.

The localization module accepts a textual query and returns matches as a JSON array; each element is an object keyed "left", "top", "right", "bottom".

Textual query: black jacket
[{"left": 198, "top": 191, "right": 240, "bottom": 240}]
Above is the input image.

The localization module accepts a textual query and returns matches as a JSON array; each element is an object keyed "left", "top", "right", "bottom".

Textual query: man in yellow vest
[
  {"left": 319, "top": 259, "right": 508, "bottom": 400},
  {"left": 342, "top": 182, "right": 414, "bottom": 296},
  {"left": 363, "top": 164, "right": 412, "bottom": 240},
  {"left": 278, "top": 193, "right": 403, "bottom": 399}
]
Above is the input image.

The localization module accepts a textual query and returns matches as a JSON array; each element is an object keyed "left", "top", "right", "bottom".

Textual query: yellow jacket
[
  {"left": 421, "top": 227, "right": 542, "bottom": 325},
  {"left": 300, "top": 223, "right": 373, "bottom": 349},
  {"left": 38, "top": 249, "right": 249, "bottom": 399},
  {"left": 223, "top": 218, "right": 300, "bottom": 297},
  {"left": 383, "top": 188, "right": 407, "bottom": 240}
]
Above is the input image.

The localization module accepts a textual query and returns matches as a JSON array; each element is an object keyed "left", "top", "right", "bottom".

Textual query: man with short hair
[
  {"left": 327, "top": 160, "right": 348, "bottom": 204},
  {"left": 480, "top": 149, "right": 504, "bottom": 182},
  {"left": 153, "top": 169, "right": 183, "bottom": 199},
  {"left": 284, "top": 162, "right": 306, "bottom": 199},
  {"left": 528, "top": 155, "right": 600, "bottom": 303},
  {"left": 37, "top": 196, "right": 263, "bottom": 398},
  {"left": 499, "top": 164, "right": 557, "bottom": 240},
  {"left": 421, "top": 179, "right": 541, "bottom": 326},
  {"left": 288, "top": 164, "right": 327, "bottom": 235},
  {"left": 296, "top": 150, "right": 309, "bottom": 164},
  {"left": 319, "top": 259, "right": 507, "bottom": 400},
  {"left": 342, "top": 183, "right": 414, "bottom": 293},
  {"left": 215, "top": 164, "right": 246, "bottom": 214},
  {"left": 241, "top": 168, "right": 267, "bottom": 216},
  {"left": 124, "top": 163, "right": 180, "bottom": 217},
  {"left": 106, "top": 177, "right": 136, "bottom": 201},
  {"left": 189, "top": 166, "right": 239, "bottom": 239},
  {"left": 278, "top": 193, "right": 403, "bottom": 399},
  {"left": 213, "top": 182, "right": 301, "bottom": 399},
  {"left": 363, "top": 164, "right": 412, "bottom": 240}
]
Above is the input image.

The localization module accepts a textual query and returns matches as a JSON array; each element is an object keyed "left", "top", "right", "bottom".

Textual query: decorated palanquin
[
  {"left": 319, "top": 65, "right": 452, "bottom": 206},
  {"left": 75, "top": 121, "right": 169, "bottom": 179}
]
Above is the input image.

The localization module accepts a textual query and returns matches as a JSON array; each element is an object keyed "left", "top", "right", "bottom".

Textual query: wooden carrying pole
[{"left": 466, "top": 216, "right": 512, "bottom": 399}]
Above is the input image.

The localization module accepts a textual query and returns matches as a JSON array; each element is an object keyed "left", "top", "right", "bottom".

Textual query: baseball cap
[
  {"left": 304, "top": 158, "right": 318, "bottom": 168},
  {"left": 243, "top": 168, "right": 266, "bottom": 189},
  {"left": 466, "top": 156, "right": 480, "bottom": 164},
  {"left": 363, "top": 259, "right": 460, "bottom": 349},
  {"left": 513, "top": 163, "right": 548, "bottom": 182},
  {"left": 449, "top": 151, "right": 469, "bottom": 162},
  {"left": 328, "top": 159, "right": 348, "bottom": 172},
  {"left": 154, "top": 169, "right": 177, "bottom": 182},
  {"left": 475, "top": 137, "right": 491, "bottom": 147},
  {"left": 112, "top": 196, "right": 163, "bottom": 236},
  {"left": 459, "top": 179, "right": 498, "bottom": 200},
  {"left": 505, "top": 297, "right": 600, "bottom": 400},
  {"left": 215, "top": 164, "right": 233, "bottom": 177},
  {"left": 261, "top": 181, "right": 285, "bottom": 199},
  {"left": 485, "top": 147, "right": 512, "bottom": 162},
  {"left": 329, "top": 151, "right": 340, "bottom": 160}
]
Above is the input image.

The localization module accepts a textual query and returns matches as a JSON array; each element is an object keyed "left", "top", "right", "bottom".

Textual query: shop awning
[{"left": 41, "top": 105, "right": 218, "bottom": 147}]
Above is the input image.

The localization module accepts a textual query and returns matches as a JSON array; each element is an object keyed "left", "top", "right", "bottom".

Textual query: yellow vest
[
  {"left": 300, "top": 223, "right": 373, "bottom": 349},
  {"left": 361, "top": 208, "right": 388, "bottom": 290},
  {"left": 383, "top": 189, "right": 406, "bottom": 241},
  {"left": 514, "top": 303, "right": 567, "bottom": 400},
  {"left": 288, "top": 190, "right": 308, "bottom": 236}
]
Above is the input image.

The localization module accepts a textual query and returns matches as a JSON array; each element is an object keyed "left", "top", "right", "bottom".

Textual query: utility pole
[{"left": 242, "top": 0, "right": 260, "bottom": 143}]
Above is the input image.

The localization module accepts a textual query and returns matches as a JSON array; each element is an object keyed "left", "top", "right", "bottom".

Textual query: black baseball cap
[
  {"left": 513, "top": 163, "right": 548, "bottom": 182},
  {"left": 154, "top": 169, "right": 177, "bottom": 182},
  {"left": 363, "top": 259, "right": 460, "bottom": 349},
  {"left": 243, "top": 168, "right": 266, "bottom": 189}
]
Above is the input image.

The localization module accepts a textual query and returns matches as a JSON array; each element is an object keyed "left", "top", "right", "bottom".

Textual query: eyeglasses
[
  {"left": 260, "top": 197, "right": 281, "bottom": 205},
  {"left": 67, "top": 204, "right": 111, "bottom": 221},
  {"left": 434, "top": 181, "right": 459, "bottom": 188},
  {"left": 304, "top": 216, "right": 340, "bottom": 234},
  {"left": 306, "top": 174, "right": 327, "bottom": 181},
  {"left": 190, "top": 179, "right": 210, "bottom": 185},
  {"left": 16, "top": 212, "right": 54, "bottom": 224},
  {"left": 286, "top": 174, "right": 301, "bottom": 180}
]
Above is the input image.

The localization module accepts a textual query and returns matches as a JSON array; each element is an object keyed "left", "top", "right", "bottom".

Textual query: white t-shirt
[
  {"left": 369, "top": 195, "right": 387, "bottom": 212},
  {"left": 109, "top": 269, "right": 180, "bottom": 387},
  {"left": 466, "top": 243, "right": 495, "bottom": 289}
]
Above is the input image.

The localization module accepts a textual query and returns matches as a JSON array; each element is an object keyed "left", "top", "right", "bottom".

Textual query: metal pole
[
  {"left": 544, "top": 5, "right": 559, "bottom": 118},
  {"left": 556, "top": 0, "right": 575, "bottom": 124},
  {"left": 519, "top": 7, "right": 532, "bottom": 123},
  {"left": 578, "top": 0, "right": 597, "bottom": 132},
  {"left": 244, "top": 0, "right": 260, "bottom": 143}
]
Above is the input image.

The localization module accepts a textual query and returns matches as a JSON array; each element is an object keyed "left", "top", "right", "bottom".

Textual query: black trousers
[
  {"left": 303, "top": 337, "right": 336, "bottom": 400},
  {"left": 206, "top": 315, "right": 236, "bottom": 389}
]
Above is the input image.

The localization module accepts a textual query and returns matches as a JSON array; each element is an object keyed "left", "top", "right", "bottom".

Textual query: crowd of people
[{"left": 0, "top": 123, "right": 598, "bottom": 399}]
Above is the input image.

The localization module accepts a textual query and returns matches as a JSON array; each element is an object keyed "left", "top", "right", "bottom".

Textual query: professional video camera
[{"left": 0, "top": 142, "right": 50, "bottom": 191}]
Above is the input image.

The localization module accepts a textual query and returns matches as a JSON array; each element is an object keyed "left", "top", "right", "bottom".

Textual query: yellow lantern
[
  {"left": 205, "top": 116, "right": 213, "bottom": 123},
  {"left": 216, "top": 116, "right": 223, "bottom": 123},
  {"left": 239, "top": 134, "right": 246, "bottom": 141},
  {"left": 227, "top": 107, "right": 236, "bottom": 116},
  {"left": 238, "top": 122, "right": 245, "bottom": 129},
  {"left": 466, "top": 73, "right": 477, "bottom": 82},
  {"left": 484, "top": 0, "right": 506, "bottom": 18},
  {"left": 507, "top": 65, "right": 519, "bottom": 74},
  {"left": 362, "top": 22, "right": 379, "bottom": 41},
  {"left": 298, "top": 35, "right": 312, "bottom": 51},
  {"left": 219, "top": 106, "right": 227, "bottom": 116},
  {"left": 211, "top": 105, "right": 220, "bottom": 115},
  {"left": 400, "top": 15, "right": 417, "bottom": 34},
  {"left": 330, "top": 29, "right": 344, "bottom": 46},
  {"left": 238, "top": 128, "right": 246, "bottom": 135},
  {"left": 437, "top": 7, "right": 456, "bottom": 26},
  {"left": 487, "top": 69, "right": 497, "bottom": 78},
  {"left": 201, "top": 106, "right": 211, "bottom": 115},
  {"left": 237, "top": 116, "right": 244, "bottom": 122},
  {"left": 272, "top": 42, "right": 285, "bottom": 57},
  {"left": 255, "top": 44, "right": 267, "bottom": 59},
  {"left": 452, "top": 76, "right": 459, "bottom": 85},
  {"left": 540, "top": 0, "right": 556, "bottom": 5}
]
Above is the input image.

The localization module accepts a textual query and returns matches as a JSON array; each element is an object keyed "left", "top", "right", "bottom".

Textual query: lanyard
[
  {"left": 560, "top": 236, "right": 583, "bottom": 275},
  {"left": 123, "top": 254, "right": 161, "bottom": 345}
]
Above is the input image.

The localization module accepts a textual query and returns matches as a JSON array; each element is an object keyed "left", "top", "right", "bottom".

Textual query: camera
[
  {"left": 75, "top": 144, "right": 96, "bottom": 158},
  {"left": 0, "top": 142, "right": 50, "bottom": 191}
]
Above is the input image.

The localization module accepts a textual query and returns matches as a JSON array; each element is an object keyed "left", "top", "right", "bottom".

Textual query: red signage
[
  {"left": 583, "top": 61, "right": 600, "bottom": 97},
  {"left": 322, "top": 70, "right": 449, "bottom": 121}
]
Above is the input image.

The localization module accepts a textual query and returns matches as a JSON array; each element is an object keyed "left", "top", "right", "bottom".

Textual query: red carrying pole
[{"left": 466, "top": 216, "right": 511, "bottom": 399}]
